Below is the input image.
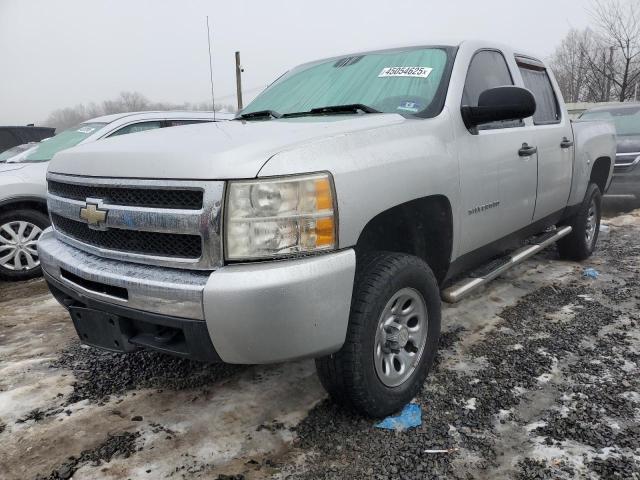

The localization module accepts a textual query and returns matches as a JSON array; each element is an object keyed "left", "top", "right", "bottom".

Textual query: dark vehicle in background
[
  {"left": 0, "top": 126, "right": 55, "bottom": 154},
  {"left": 580, "top": 104, "right": 640, "bottom": 199}
]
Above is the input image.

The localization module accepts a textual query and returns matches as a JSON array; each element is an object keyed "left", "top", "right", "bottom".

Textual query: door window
[
  {"left": 165, "top": 119, "right": 211, "bottom": 127},
  {"left": 462, "top": 50, "right": 519, "bottom": 130},
  {"left": 0, "top": 130, "right": 19, "bottom": 153},
  {"left": 517, "top": 64, "right": 560, "bottom": 125},
  {"left": 109, "top": 121, "right": 162, "bottom": 137}
]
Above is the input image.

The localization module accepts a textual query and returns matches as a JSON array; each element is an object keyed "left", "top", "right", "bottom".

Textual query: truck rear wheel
[
  {"left": 557, "top": 183, "right": 602, "bottom": 261},
  {"left": 0, "top": 209, "right": 49, "bottom": 281},
  {"left": 315, "top": 252, "right": 441, "bottom": 418}
]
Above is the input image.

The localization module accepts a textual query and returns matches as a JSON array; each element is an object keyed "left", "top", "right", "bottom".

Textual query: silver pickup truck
[{"left": 39, "top": 40, "right": 615, "bottom": 417}]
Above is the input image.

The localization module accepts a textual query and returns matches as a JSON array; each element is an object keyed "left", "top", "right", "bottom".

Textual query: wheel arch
[
  {"left": 0, "top": 196, "right": 49, "bottom": 217},
  {"left": 589, "top": 156, "right": 612, "bottom": 194},
  {"left": 354, "top": 195, "right": 453, "bottom": 284}
]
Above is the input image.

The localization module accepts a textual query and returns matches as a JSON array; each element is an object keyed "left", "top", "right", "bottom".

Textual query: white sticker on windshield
[
  {"left": 378, "top": 67, "right": 433, "bottom": 78},
  {"left": 77, "top": 126, "right": 96, "bottom": 133}
]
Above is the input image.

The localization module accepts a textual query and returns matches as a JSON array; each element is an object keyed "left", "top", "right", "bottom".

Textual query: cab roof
[{"left": 85, "top": 110, "right": 234, "bottom": 124}]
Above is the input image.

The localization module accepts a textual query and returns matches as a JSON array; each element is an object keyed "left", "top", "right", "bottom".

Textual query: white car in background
[
  {"left": 0, "top": 110, "right": 232, "bottom": 280},
  {"left": 0, "top": 142, "right": 40, "bottom": 164}
]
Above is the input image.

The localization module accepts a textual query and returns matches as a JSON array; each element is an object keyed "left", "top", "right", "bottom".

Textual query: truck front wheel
[
  {"left": 315, "top": 252, "right": 441, "bottom": 418},
  {"left": 557, "top": 183, "right": 602, "bottom": 261}
]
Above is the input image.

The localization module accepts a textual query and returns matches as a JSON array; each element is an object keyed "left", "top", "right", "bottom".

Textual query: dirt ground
[{"left": 1, "top": 200, "right": 638, "bottom": 480}]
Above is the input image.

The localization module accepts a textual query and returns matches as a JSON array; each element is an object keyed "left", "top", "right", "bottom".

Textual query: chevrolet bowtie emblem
[{"left": 80, "top": 203, "right": 108, "bottom": 226}]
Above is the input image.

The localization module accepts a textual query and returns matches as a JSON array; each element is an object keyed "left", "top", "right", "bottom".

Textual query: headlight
[{"left": 225, "top": 172, "right": 337, "bottom": 260}]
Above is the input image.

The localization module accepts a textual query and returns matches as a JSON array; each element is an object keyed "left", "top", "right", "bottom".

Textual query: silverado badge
[{"left": 80, "top": 203, "right": 108, "bottom": 226}]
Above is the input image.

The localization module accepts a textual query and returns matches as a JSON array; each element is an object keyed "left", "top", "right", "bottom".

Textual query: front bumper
[
  {"left": 606, "top": 165, "right": 640, "bottom": 197},
  {"left": 39, "top": 229, "right": 356, "bottom": 364}
]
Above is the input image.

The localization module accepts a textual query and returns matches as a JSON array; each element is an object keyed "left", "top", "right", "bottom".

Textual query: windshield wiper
[
  {"left": 310, "top": 104, "right": 380, "bottom": 114},
  {"left": 282, "top": 103, "right": 380, "bottom": 118},
  {"left": 237, "top": 109, "right": 282, "bottom": 120}
]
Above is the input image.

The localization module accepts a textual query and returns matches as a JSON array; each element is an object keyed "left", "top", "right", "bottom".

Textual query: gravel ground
[
  {"left": 0, "top": 204, "right": 638, "bottom": 479},
  {"left": 281, "top": 209, "right": 640, "bottom": 480}
]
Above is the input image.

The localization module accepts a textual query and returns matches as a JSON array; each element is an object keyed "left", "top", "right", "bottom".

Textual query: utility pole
[
  {"left": 206, "top": 16, "right": 216, "bottom": 121},
  {"left": 605, "top": 46, "right": 614, "bottom": 102},
  {"left": 235, "top": 51, "right": 244, "bottom": 111}
]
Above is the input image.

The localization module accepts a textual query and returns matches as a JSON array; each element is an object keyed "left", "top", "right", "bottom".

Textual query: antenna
[{"left": 206, "top": 16, "right": 216, "bottom": 121}]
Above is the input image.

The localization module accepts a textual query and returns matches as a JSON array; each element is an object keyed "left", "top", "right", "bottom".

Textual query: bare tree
[
  {"left": 549, "top": 0, "right": 640, "bottom": 103},
  {"left": 44, "top": 91, "right": 236, "bottom": 130},
  {"left": 550, "top": 29, "right": 593, "bottom": 102},
  {"left": 587, "top": 0, "right": 640, "bottom": 101}
]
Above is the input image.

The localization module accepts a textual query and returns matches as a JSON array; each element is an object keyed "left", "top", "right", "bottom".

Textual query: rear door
[
  {"left": 516, "top": 57, "right": 573, "bottom": 221},
  {"left": 457, "top": 50, "right": 538, "bottom": 254}
]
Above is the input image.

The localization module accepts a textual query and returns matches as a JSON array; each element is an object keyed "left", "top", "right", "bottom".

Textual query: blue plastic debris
[
  {"left": 583, "top": 268, "right": 599, "bottom": 279},
  {"left": 375, "top": 403, "right": 422, "bottom": 431}
]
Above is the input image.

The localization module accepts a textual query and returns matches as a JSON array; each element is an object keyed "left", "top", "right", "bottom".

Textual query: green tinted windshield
[
  {"left": 580, "top": 106, "right": 640, "bottom": 136},
  {"left": 24, "top": 122, "right": 107, "bottom": 162},
  {"left": 0, "top": 143, "right": 36, "bottom": 162},
  {"left": 242, "top": 47, "right": 450, "bottom": 116}
]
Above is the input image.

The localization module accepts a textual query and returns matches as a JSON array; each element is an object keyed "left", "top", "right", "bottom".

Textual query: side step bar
[{"left": 441, "top": 226, "right": 572, "bottom": 303}]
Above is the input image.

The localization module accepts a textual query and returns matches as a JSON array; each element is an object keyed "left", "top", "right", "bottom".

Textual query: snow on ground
[{"left": 1, "top": 203, "right": 638, "bottom": 479}]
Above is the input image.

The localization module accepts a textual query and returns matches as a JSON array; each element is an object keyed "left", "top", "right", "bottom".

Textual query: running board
[{"left": 441, "top": 226, "right": 572, "bottom": 303}]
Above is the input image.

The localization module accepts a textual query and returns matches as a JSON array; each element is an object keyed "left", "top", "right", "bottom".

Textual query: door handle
[
  {"left": 560, "top": 137, "right": 574, "bottom": 149},
  {"left": 518, "top": 143, "right": 537, "bottom": 157}
]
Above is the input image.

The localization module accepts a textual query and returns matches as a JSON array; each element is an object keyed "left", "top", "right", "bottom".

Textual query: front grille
[
  {"left": 51, "top": 214, "right": 202, "bottom": 259},
  {"left": 48, "top": 181, "right": 204, "bottom": 210},
  {"left": 615, "top": 153, "right": 640, "bottom": 167}
]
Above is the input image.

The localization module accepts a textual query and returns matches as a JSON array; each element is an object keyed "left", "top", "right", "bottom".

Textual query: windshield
[
  {"left": 24, "top": 122, "right": 107, "bottom": 162},
  {"left": 0, "top": 143, "right": 37, "bottom": 162},
  {"left": 240, "top": 47, "right": 450, "bottom": 117},
  {"left": 580, "top": 106, "right": 640, "bottom": 136}
]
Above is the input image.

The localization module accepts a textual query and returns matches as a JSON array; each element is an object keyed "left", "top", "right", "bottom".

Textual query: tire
[
  {"left": 315, "top": 252, "right": 441, "bottom": 418},
  {"left": 0, "top": 209, "right": 50, "bottom": 281},
  {"left": 557, "top": 183, "right": 602, "bottom": 261}
]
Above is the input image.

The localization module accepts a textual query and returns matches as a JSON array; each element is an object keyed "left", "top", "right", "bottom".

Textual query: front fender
[{"left": 258, "top": 109, "right": 461, "bottom": 258}]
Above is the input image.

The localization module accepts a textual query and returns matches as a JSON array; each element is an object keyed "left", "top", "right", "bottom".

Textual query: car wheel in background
[{"left": 0, "top": 209, "right": 50, "bottom": 281}]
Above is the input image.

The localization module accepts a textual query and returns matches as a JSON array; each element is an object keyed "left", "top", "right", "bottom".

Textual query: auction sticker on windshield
[{"left": 378, "top": 67, "right": 432, "bottom": 78}]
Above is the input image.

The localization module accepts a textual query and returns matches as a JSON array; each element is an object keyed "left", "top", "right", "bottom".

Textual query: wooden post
[{"left": 235, "top": 51, "right": 244, "bottom": 111}]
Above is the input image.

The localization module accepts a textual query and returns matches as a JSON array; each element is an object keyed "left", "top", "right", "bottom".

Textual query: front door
[{"left": 457, "top": 50, "right": 538, "bottom": 255}]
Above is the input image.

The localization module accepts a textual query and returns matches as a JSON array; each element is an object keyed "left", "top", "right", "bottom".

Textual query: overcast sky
[{"left": 0, "top": 0, "right": 593, "bottom": 126}]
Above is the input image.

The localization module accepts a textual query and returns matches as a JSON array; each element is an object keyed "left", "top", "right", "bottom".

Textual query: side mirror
[{"left": 461, "top": 86, "right": 536, "bottom": 129}]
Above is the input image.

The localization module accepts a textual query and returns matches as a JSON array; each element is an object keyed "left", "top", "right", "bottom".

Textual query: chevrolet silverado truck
[{"left": 39, "top": 41, "right": 615, "bottom": 417}]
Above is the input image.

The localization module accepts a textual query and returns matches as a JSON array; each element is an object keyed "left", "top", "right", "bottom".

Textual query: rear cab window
[
  {"left": 516, "top": 57, "right": 561, "bottom": 125},
  {"left": 165, "top": 119, "right": 211, "bottom": 127},
  {"left": 108, "top": 121, "right": 162, "bottom": 137}
]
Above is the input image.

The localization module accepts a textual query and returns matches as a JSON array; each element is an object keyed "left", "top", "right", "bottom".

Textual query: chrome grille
[
  {"left": 46, "top": 173, "right": 224, "bottom": 270},
  {"left": 48, "top": 180, "right": 204, "bottom": 209},
  {"left": 51, "top": 214, "right": 202, "bottom": 258},
  {"left": 615, "top": 152, "right": 640, "bottom": 168}
]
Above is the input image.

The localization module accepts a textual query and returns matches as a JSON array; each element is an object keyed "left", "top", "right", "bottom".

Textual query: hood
[
  {"left": 616, "top": 135, "right": 640, "bottom": 154},
  {"left": 48, "top": 114, "right": 406, "bottom": 179},
  {"left": 0, "top": 163, "right": 27, "bottom": 173}
]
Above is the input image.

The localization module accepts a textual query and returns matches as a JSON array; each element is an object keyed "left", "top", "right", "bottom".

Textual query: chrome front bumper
[{"left": 39, "top": 228, "right": 356, "bottom": 364}]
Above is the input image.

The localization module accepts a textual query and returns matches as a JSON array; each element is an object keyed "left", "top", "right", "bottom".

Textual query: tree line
[
  {"left": 550, "top": 0, "right": 640, "bottom": 103},
  {"left": 45, "top": 91, "right": 236, "bottom": 130}
]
